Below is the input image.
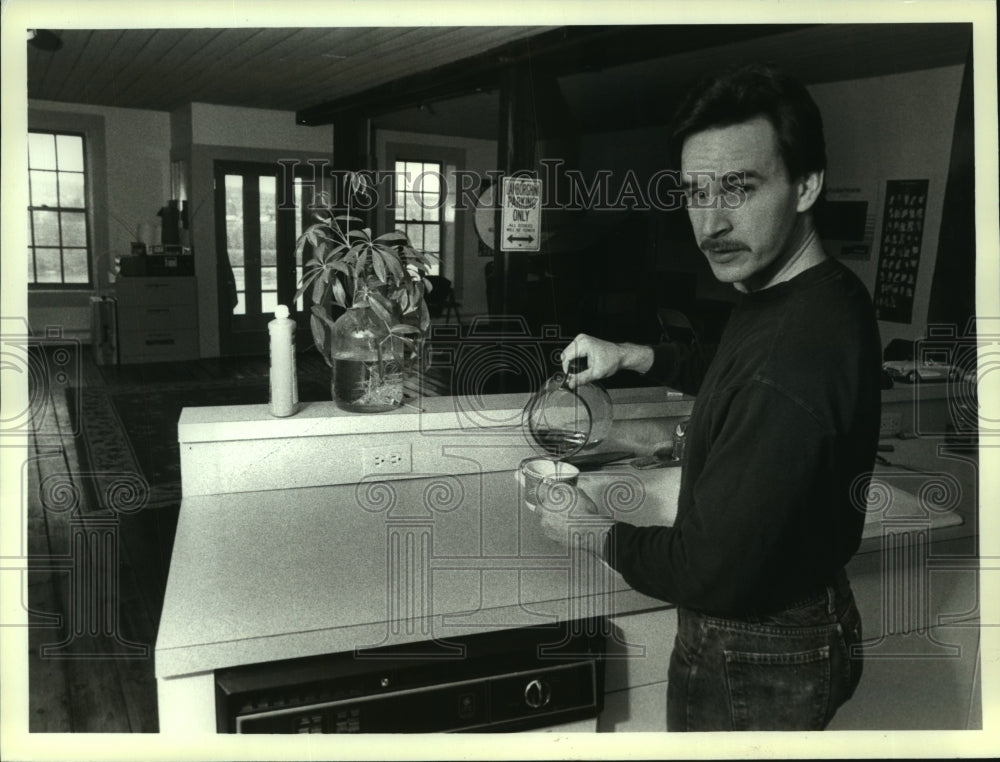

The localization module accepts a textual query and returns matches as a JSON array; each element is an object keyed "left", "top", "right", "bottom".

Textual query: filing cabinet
[{"left": 116, "top": 276, "right": 199, "bottom": 363}]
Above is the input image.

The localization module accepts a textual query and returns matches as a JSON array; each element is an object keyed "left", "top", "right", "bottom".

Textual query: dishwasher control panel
[{"left": 215, "top": 619, "right": 606, "bottom": 733}]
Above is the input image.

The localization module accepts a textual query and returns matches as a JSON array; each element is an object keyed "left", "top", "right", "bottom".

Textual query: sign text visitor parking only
[{"left": 500, "top": 176, "right": 542, "bottom": 252}]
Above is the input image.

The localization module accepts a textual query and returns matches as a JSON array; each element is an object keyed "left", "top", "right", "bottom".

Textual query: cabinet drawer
[
  {"left": 117, "top": 301, "right": 198, "bottom": 331},
  {"left": 119, "top": 329, "right": 199, "bottom": 363},
  {"left": 117, "top": 277, "right": 198, "bottom": 307}
]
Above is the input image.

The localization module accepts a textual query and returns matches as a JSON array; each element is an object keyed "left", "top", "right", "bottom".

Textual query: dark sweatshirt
[{"left": 607, "top": 257, "right": 882, "bottom": 616}]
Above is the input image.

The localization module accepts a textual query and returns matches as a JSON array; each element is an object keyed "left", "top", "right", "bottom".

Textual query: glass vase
[{"left": 330, "top": 304, "right": 407, "bottom": 413}]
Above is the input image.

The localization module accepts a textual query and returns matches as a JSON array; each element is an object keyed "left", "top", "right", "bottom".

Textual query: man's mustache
[{"left": 701, "top": 240, "right": 748, "bottom": 254}]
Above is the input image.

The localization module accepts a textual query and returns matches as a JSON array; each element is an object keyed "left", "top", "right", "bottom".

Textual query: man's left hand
[{"left": 537, "top": 481, "right": 615, "bottom": 558}]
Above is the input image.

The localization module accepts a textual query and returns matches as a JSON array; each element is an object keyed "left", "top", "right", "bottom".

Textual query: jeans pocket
[{"left": 724, "top": 645, "right": 832, "bottom": 730}]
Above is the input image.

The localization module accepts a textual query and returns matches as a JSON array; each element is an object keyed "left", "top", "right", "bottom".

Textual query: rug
[
  {"left": 67, "top": 378, "right": 331, "bottom": 510},
  {"left": 68, "top": 363, "right": 450, "bottom": 511}
]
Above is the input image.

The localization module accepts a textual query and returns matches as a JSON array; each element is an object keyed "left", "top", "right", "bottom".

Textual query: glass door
[{"left": 214, "top": 160, "right": 316, "bottom": 356}]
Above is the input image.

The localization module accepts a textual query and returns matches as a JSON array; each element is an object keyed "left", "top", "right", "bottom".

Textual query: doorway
[{"left": 214, "top": 160, "right": 320, "bottom": 356}]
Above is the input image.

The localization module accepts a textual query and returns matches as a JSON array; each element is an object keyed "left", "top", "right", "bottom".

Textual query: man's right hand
[{"left": 561, "top": 334, "right": 654, "bottom": 388}]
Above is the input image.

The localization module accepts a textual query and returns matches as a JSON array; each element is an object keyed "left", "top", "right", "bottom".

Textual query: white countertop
[{"left": 155, "top": 467, "right": 683, "bottom": 680}]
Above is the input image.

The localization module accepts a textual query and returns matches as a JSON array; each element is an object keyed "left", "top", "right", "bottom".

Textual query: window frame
[
  {"left": 392, "top": 158, "right": 444, "bottom": 277},
  {"left": 27, "top": 128, "right": 93, "bottom": 288},
  {"left": 27, "top": 109, "right": 107, "bottom": 292}
]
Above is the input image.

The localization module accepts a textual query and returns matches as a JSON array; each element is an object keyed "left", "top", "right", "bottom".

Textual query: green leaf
[
  {"left": 331, "top": 276, "right": 348, "bottom": 307},
  {"left": 374, "top": 230, "right": 407, "bottom": 243},
  {"left": 381, "top": 249, "right": 405, "bottom": 280},
  {"left": 390, "top": 323, "right": 421, "bottom": 335},
  {"left": 368, "top": 297, "right": 392, "bottom": 325},
  {"left": 310, "top": 304, "right": 337, "bottom": 328},
  {"left": 309, "top": 314, "right": 333, "bottom": 366},
  {"left": 371, "top": 249, "right": 388, "bottom": 282},
  {"left": 294, "top": 271, "right": 318, "bottom": 303},
  {"left": 311, "top": 269, "right": 331, "bottom": 303},
  {"left": 418, "top": 300, "right": 430, "bottom": 332}
]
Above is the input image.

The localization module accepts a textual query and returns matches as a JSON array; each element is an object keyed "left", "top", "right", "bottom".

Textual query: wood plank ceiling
[
  {"left": 27, "top": 27, "right": 554, "bottom": 112},
  {"left": 27, "top": 23, "right": 973, "bottom": 137}
]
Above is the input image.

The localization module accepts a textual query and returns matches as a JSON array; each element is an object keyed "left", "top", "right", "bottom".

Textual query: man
[{"left": 538, "top": 63, "right": 882, "bottom": 731}]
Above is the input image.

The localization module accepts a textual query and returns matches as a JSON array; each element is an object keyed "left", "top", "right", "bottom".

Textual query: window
[
  {"left": 393, "top": 160, "right": 442, "bottom": 276},
  {"left": 27, "top": 130, "right": 91, "bottom": 286}
]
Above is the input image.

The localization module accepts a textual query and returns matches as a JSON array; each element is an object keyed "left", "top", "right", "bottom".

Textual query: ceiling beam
[{"left": 296, "top": 24, "right": 817, "bottom": 125}]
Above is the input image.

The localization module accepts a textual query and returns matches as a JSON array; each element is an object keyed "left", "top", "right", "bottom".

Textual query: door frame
[{"left": 214, "top": 159, "right": 328, "bottom": 356}]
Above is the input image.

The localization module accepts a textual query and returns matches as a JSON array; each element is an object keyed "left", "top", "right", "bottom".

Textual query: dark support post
[
  {"left": 496, "top": 60, "right": 539, "bottom": 322},
  {"left": 332, "top": 110, "right": 375, "bottom": 226}
]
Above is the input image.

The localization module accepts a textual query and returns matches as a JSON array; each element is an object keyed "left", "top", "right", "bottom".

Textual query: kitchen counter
[
  {"left": 155, "top": 468, "right": 683, "bottom": 681},
  {"left": 156, "top": 388, "right": 693, "bottom": 733},
  {"left": 155, "top": 387, "right": 977, "bottom": 733}
]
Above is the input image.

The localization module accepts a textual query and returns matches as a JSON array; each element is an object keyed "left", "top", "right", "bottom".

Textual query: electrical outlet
[
  {"left": 362, "top": 443, "right": 412, "bottom": 474},
  {"left": 880, "top": 411, "right": 902, "bottom": 438}
]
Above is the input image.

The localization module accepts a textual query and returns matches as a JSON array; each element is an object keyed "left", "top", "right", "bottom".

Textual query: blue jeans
[{"left": 667, "top": 571, "right": 863, "bottom": 731}]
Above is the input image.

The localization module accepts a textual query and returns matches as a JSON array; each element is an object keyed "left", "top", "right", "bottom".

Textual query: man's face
[{"left": 681, "top": 116, "right": 817, "bottom": 292}]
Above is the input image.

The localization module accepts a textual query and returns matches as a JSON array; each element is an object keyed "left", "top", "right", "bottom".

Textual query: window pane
[
  {"left": 424, "top": 225, "right": 440, "bottom": 254},
  {"left": 261, "top": 291, "right": 278, "bottom": 316},
  {"left": 30, "top": 170, "right": 58, "bottom": 207},
  {"left": 233, "top": 293, "right": 245, "bottom": 316},
  {"left": 260, "top": 176, "right": 277, "bottom": 264},
  {"left": 416, "top": 168, "right": 440, "bottom": 194},
  {"left": 404, "top": 195, "right": 421, "bottom": 222},
  {"left": 406, "top": 224, "right": 423, "bottom": 249},
  {"left": 294, "top": 182, "right": 304, "bottom": 242},
  {"left": 56, "top": 134, "right": 84, "bottom": 172},
  {"left": 62, "top": 212, "right": 87, "bottom": 247},
  {"left": 232, "top": 266, "right": 245, "bottom": 291},
  {"left": 28, "top": 133, "right": 56, "bottom": 170},
  {"left": 225, "top": 176, "right": 244, "bottom": 266},
  {"left": 405, "top": 162, "right": 421, "bottom": 187},
  {"left": 62, "top": 249, "right": 89, "bottom": 282},
  {"left": 33, "top": 210, "right": 60, "bottom": 245},
  {"left": 421, "top": 200, "right": 440, "bottom": 222},
  {"left": 59, "top": 172, "right": 85, "bottom": 207},
  {"left": 34, "top": 248, "right": 62, "bottom": 282},
  {"left": 261, "top": 267, "right": 277, "bottom": 290}
]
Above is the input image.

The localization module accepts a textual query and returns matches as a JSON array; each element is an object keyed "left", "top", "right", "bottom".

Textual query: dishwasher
[{"left": 214, "top": 618, "right": 606, "bottom": 733}]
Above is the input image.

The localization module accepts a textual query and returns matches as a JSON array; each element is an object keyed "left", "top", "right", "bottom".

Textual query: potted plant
[{"left": 295, "top": 172, "right": 437, "bottom": 412}]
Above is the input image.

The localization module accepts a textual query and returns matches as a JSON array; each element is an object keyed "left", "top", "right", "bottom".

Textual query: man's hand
[
  {"left": 537, "top": 480, "right": 615, "bottom": 559},
  {"left": 561, "top": 334, "right": 655, "bottom": 389}
]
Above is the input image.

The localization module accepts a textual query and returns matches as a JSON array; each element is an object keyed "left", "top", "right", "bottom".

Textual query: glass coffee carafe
[{"left": 522, "top": 358, "right": 613, "bottom": 459}]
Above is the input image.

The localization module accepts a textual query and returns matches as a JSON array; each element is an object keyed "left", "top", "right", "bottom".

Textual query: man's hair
[{"left": 668, "top": 62, "right": 826, "bottom": 180}]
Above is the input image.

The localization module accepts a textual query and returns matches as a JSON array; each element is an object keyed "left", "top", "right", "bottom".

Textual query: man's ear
[{"left": 796, "top": 169, "right": 824, "bottom": 213}]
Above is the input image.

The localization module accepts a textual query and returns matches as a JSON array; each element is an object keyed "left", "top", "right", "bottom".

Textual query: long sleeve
[
  {"left": 606, "top": 378, "right": 843, "bottom": 616},
  {"left": 646, "top": 341, "right": 708, "bottom": 395}
]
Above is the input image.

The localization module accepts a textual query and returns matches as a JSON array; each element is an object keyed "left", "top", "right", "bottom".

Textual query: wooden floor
[
  {"left": 25, "top": 343, "right": 459, "bottom": 732},
  {"left": 24, "top": 347, "right": 346, "bottom": 733},
  {"left": 27, "top": 346, "right": 163, "bottom": 732}
]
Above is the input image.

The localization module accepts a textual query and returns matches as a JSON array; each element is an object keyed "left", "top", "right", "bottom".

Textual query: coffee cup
[{"left": 516, "top": 457, "right": 580, "bottom": 511}]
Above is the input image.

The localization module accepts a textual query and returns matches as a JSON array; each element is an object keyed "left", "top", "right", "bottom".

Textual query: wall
[
  {"left": 810, "top": 65, "right": 966, "bottom": 346},
  {"left": 27, "top": 100, "right": 171, "bottom": 339},
  {"left": 576, "top": 64, "right": 967, "bottom": 345},
  {"left": 170, "top": 103, "right": 333, "bottom": 357},
  {"left": 26, "top": 100, "right": 332, "bottom": 350},
  {"left": 375, "top": 129, "right": 497, "bottom": 318}
]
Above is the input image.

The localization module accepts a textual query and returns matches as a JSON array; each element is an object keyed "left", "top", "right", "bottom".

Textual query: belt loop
[{"left": 826, "top": 583, "right": 836, "bottom": 615}]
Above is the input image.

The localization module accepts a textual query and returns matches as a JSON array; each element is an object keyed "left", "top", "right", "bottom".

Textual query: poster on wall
[{"left": 873, "top": 179, "right": 929, "bottom": 324}]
